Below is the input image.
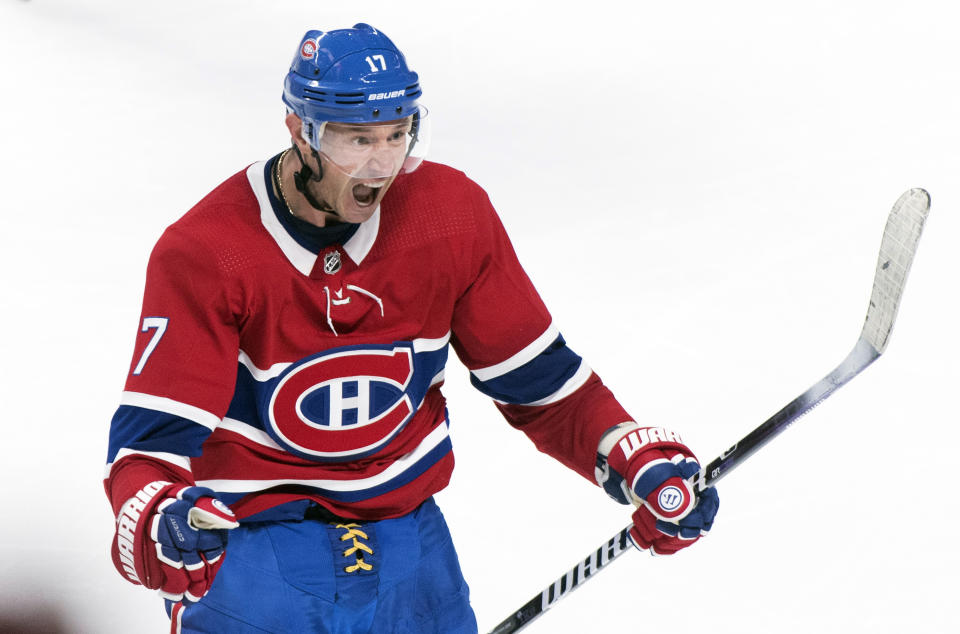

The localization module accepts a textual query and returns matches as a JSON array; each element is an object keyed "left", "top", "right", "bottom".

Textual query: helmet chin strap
[{"left": 290, "top": 142, "right": 340, "bottom": 217}]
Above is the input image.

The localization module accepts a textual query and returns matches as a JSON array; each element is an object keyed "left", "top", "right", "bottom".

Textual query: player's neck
[{"left": 275, "top": 150, "right": 335, "bottom": 228}]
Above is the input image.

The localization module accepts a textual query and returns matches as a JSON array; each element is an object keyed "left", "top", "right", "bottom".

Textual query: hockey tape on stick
[{"left": 487, "top": 188, "right": 931, "bottom": 634}]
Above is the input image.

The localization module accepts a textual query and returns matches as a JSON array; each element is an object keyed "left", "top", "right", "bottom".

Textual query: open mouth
[{"left": 351, "top": 180, "right": 387, "bottom": 208}]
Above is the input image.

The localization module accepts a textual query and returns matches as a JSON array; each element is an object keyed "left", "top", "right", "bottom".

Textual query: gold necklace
[
  {"left": 274, "top": 149, "right": 294, "bottom": 215},
  {"left": 275, "top": 148, "right": 337, "bottom": 218}
]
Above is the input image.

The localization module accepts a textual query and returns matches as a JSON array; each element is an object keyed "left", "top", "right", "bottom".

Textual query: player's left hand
[
  {"left": 605, "top": 426, "right": 719, "bottom": 555},
  {"left": 628, "top": 457, "right": 719, "bottom": 555}
]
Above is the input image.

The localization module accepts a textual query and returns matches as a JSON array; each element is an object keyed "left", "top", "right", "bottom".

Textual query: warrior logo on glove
[
  {"left": 115, "top": 480, "right": 171, "bottom": 584},
  {"left": 657, "top": 486, "right": 685, "bottom": 512}
]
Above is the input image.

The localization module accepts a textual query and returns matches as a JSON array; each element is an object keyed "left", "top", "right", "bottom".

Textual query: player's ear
[{"left": 284, "top": 113, "right": 309, "bottom": 151}]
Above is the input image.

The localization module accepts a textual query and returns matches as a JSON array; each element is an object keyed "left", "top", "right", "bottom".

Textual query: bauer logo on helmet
[{"left": 368, "top": 90, "right": 406, "bottom": 101}]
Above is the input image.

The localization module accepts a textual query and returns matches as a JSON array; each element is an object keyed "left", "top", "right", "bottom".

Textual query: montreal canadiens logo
[
  {"left": 267, "top": 345, "right": 416, "bottom": 461},
  {"left": 657, "top": 485, "right": 685, "bottom": 512},
  {"left": 300, "top": 39, "right": 318, "bottom": 60}
]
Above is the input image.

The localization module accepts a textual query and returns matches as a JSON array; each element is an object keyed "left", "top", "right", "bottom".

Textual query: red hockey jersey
[{"left": 105, "top": 158, "right": 633, "bottom": 521}]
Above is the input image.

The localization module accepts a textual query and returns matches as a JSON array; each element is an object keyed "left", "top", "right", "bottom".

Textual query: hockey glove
[
  {"left": 602, "top": 425, "right": 719, "bottom": 555},
  {"left": 112, "top": 481, "right": 239, "bottom": 603}
]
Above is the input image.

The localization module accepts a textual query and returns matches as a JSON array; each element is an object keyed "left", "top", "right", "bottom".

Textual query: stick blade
[{"left": 861, "top": 188, "right": 931, "bottom": 354}]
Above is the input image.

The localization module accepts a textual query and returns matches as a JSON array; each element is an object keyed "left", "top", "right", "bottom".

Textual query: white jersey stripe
[
  {"left": 120, "top": 391, "right": 221, "bottom": 430},
  {"left": 104, "top": 448, "right": 192, "bottom": 478},
  {"left": 196, "top": 421, "right": 449, "bottom": 494},
  {"left": 412, "top": 331, "right": 451, "bottom": 353},
  {"left": 238, "top": 350, "right": 290, "bottom": 381},
  {"left": 219, "top": 417, "right": 285, "bottom": 451},
  {"left": 471, "top": 323, "right": 560, "bottom": 382}
]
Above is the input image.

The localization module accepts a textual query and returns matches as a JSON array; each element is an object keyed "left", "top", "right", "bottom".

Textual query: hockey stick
[{"left": 488, "top": 188, "right": 931, "bottom": 634}]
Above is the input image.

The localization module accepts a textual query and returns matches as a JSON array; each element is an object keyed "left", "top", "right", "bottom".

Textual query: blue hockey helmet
[
  {"left": 283, "top": 23, "right": 422, "bottom": 123},
  {"left": 283, "top": 24, "right": 429, "bottom": 173}
]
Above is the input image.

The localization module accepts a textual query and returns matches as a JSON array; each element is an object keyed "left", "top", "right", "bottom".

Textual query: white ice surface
[{"left": 1, "top": 1, "right": 958, "bottom": 632}]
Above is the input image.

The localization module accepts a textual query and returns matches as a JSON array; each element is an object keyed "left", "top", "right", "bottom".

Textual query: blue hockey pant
[{"left": 165, "top": 497, "right": 478, "bottom": 633}]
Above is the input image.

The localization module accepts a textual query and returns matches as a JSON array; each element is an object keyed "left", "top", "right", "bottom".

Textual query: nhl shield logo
[{"left": 323, "top": 251, "right": 342, "bottom": 274}]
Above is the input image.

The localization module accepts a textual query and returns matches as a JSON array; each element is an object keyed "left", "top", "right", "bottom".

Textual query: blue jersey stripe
[
  {"left": 107, "top": 405, "right": 212, "bottom": 463},
  {"left": 470, "top": 335, "right": 583, "bottom": 404}
]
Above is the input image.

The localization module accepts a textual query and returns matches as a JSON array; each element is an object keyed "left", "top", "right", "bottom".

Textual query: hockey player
[{"left": 105, "top": 24, "right": 719, "bottom": 633}]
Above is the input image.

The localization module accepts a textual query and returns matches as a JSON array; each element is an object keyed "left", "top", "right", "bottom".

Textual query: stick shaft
[
  {"left": 487, "top": 189, "right": 930, "bottom": 634},
  {"left": 699, "top": 337, "right": 878, "bottom": 489},
  {"left": 488, "top": 528, "right": 632, "bottom": 634}
]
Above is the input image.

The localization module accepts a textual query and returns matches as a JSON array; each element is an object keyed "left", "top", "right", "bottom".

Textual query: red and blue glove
[
  {"left": 600, "top": 425, "right": 719, "bottom": 555},
  {"left": 112, "top": 481, "right": 239, "bottom": 603}
]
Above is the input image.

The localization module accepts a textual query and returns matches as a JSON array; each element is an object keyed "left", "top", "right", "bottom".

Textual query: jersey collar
[{"left": 246, "top": 159, "right": 380, "bottom": 276}]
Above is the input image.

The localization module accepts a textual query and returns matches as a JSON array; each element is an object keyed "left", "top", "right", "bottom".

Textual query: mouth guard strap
[{"left": 290, "top": 142, "right": 338, "bottom": 216}]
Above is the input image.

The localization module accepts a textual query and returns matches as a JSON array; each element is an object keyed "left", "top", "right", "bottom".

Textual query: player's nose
[{"left": 366, "top": 145, "right": 400, "bottom": 173}]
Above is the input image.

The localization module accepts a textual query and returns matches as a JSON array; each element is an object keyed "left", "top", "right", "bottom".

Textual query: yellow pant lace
[{"left": 336, "top": 523, "right": 373, "bottom": 573}]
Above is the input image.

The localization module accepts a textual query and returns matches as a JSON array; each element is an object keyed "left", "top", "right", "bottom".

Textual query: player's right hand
[{"left": 112, "top": 481, "right": 239, "bottom": 603}]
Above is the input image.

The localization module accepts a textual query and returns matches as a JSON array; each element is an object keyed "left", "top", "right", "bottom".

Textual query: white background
[{"left": 1, "top": 1, "right": 957, "bottom": 632}]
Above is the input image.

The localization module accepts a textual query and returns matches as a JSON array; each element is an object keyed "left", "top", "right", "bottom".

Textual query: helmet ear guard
[
  {"left": 401, "top": 106, "right": 429, "bottom": 173},
  {"left": 300, "top": 119, "right": 326, "bottom": 150}
]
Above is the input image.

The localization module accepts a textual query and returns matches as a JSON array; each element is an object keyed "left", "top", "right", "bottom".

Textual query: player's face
[{"left": 314, "top": 119, "right": 412, "bottom": 223}]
